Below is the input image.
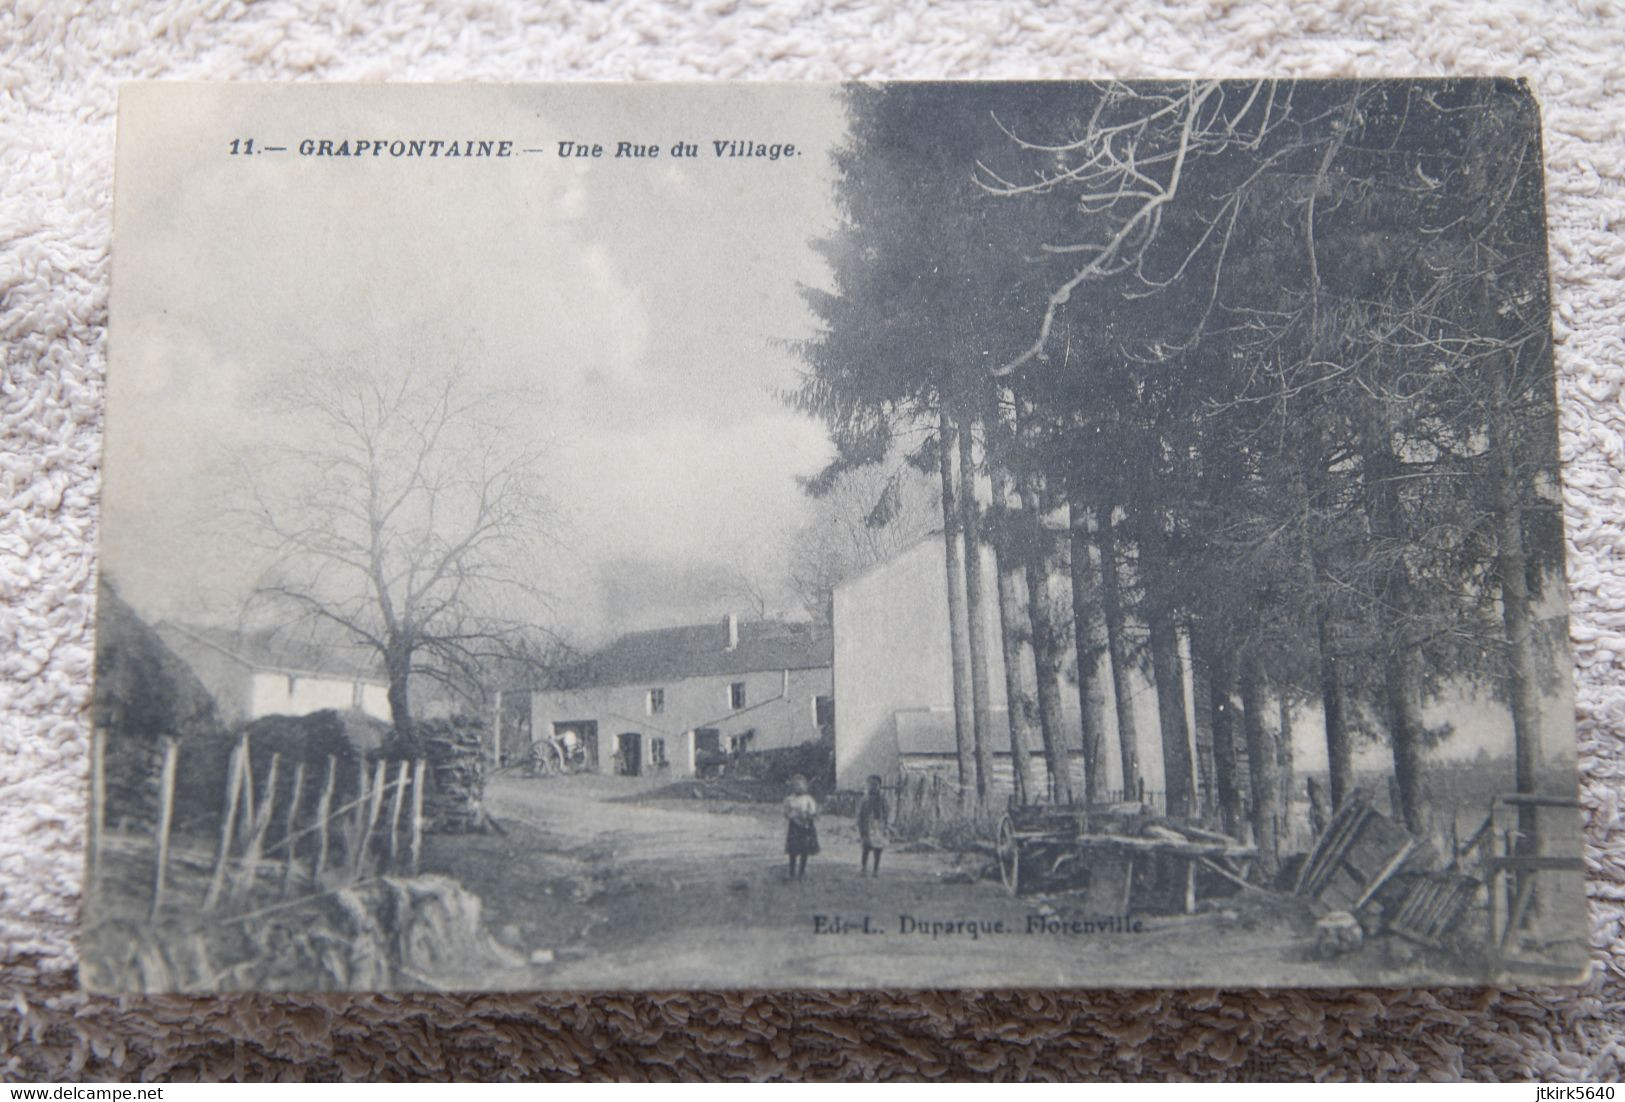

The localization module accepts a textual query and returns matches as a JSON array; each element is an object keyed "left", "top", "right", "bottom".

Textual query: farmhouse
[
  {"left": 155, "top": 622, "right": 393, "bottom": 726},
  {"left": 831, "top": 533, "right": 1182, "bottom": 797},
  {"left": 530, "top": 614, "right": 833, "bottom": 778}
]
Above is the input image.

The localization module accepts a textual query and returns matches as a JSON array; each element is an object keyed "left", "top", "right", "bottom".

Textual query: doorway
[{"left": 616, "top": 732, "right": 643, "bottom": 776}]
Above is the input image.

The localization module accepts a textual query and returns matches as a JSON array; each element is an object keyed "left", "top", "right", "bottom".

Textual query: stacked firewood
[{"left": 411, "top": 717, "right": 488, "bottom": 834}]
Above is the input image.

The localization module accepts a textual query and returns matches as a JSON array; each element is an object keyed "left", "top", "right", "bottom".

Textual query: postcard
[{"left": 86, "top": 80, "right": 1587, "bottom": 991}]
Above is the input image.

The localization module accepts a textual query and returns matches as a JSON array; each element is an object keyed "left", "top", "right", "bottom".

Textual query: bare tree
[
  {"left": 975, "top": 79, "right": 1293, "bottom": 373},
  {"left": 236, "top": 363, "right": 554, "bottom": 736},
  {"left": 787, "top": 456, "right": 938, "bottom": 624}
]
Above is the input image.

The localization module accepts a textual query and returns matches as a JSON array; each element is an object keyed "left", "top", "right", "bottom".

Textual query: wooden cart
[{"left": 995, "top": 804, "right": 1257, "bottom": 914}]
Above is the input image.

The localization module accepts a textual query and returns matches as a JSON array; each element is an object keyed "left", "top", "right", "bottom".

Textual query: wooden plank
[
  {"left": 1297, "top": 803, "right": 1368, "bottom": 897},
  {"left": 148, "top": 737, "right": 179, "bottom": 922},
  {"left": 203, "top": 738, "right": 247, "bottom": 912},
  {"left": 1196, "top": 856, "right": 1269, "bottom": 896},
  {"left": 1353, "top": 838, "right": 1416, "bottom": 911},
  {"left": 1496, "top": 793, "right": 1581, "bottom": 809},
  {"left": 1064, "top": 833, "right": 1254, "bottom": 859},
  {"left": 1486, "top": 866, "right": 1502, "bottom": 949},
  {"left": 1499, "top": 874, "right": 1537, "bottom": 951},
  {"left": 312, "top": 756, "right": 337, "bottom": 883},
  {"left": 1452, "top": 808, "right": 1498, "bottom": 868},
  {"left": 1485, "top": 856, "right": 1585, "bottom": 873}
]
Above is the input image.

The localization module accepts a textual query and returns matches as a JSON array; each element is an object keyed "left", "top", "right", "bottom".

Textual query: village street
[{"left": 418, "top": 773, "right": 1391, "bottom": 990}]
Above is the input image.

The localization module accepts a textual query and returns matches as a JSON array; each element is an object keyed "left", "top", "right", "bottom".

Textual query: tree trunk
[
  {"left": 1384, "top": 645, "right": 1428, "bottom": 835},
  {"left": 1240, "top": 654, "right": 1280, "bottom": 876},
  {"left": 1019, "top": 475, "right": 1074, "bottom": 805},
  {"left": 1291, "top": 457, "right": 1353, "bottom": 812},
  {"left": 1490, "top": 389, "right": 1543, "bottom": 875},
  {"left": 385, "top": 639, "right": 414, "bottom": 738},
  {"left": 1189, "top": 631, "right": 1217, "bottom": 821},
  {"left": 1317, "top": 611, "right": 1353, "bottom": 810},
  {"left": 1068, "top": 503, "right": 1109, "bottom": 805},
  {"left": 1148, "top": 609, "right": 1194, "bottom": 821},
  {"left": 1136, "top": 509, "right": 1194, "bottom": 820},
  {"left": 936, "top": 404, "right": 976, "bottom": 794},
  {"left": 990, "top": 464, "right": 1038, "bottom": 806},
  {"left": 1096, "top": 508, "right": 1140, "bottom": 797},
  {"left": 1365, "top": 437, "right": 1429, "bottom": 836},
  {"left": 958, "top": 415, "right": 995, "bottom": 807},
  {"left": 1277, "top": 690, "right": 1295, "bottom": 848},
  {"left": 1199, "top": 632, "right": 1244, "bottom": 839}
]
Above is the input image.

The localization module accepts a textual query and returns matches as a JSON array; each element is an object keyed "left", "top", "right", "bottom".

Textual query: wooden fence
[
  {"left": 884, "top": 769, "right": 1167, "bottom": 839},
  {"left": 90, "top": 730, "right": 431, "bottom": 923}
]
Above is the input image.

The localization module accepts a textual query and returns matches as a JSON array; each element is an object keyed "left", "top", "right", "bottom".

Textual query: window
[
  {"left": 351, "top": 680, "right": 365, "bottom": 708},
  {"left": 650, "top": 737, "right": 667, "bottom": 767},
  {"left": 728, "top": 681, "right": 746, "bottom": 710},
  {"left": 647, "top": 688, "right": 665, "bottom": 715}
]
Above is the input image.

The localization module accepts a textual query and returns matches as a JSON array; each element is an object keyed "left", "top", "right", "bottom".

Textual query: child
[
  {"left": 783, "top": 774, "right": 819, "bottom": 880},
  {"left": 857, "top": 774, "right": 890, "bottom": 877}
]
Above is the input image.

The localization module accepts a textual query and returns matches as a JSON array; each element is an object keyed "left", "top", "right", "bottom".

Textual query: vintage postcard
[{"left": 88, "top": 80, "right": 1587, "bottom": 992}]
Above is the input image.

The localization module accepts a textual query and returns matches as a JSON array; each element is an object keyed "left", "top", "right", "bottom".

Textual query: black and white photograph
[{"left": 86, "top": 79, "right": 1587, "bottom": 993}]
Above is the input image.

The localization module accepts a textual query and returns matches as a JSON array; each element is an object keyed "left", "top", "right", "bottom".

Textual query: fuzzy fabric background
[{"left": 2, "top": 0, "right": 1623, "bottom": 1082}]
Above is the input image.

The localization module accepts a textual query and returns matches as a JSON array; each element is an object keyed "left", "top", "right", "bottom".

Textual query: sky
[
  {"left": 103, "top": 84, "right": 850, "bottom": 644},
  {"left": 101, "top": 83, "right": 1580, "bottom": 777}
]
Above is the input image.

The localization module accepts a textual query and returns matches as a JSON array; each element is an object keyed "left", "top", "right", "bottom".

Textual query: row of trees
[{"left": 795, "top": 80, "right": 1565, "bottom": 863}]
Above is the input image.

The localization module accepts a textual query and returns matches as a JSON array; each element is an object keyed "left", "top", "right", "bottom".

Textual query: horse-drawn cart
[{"left": 995, "top": 803, "right": 1258, "bottom": 915}]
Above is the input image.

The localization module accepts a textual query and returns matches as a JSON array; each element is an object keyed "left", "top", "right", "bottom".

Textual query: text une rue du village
[{"left": 282, "top": 138, "right": 799, "bottom": 161}]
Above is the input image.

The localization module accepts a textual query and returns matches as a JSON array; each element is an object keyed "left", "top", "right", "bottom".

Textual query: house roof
[
  {"left": 156, "top": 621, "right": 388, "bottom": 683},
  {"left": 893, "top": 707, "right": 1020, "bottom": 755},
  {"left": 559, "top": 618, "right": 832, "bottom": 690}
]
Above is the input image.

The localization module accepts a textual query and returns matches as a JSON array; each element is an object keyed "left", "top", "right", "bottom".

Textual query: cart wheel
[{"left": 997, "top": 814, "right": 1021, "bottom": 896}]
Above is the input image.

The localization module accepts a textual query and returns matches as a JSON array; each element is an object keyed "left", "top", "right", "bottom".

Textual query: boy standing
[{"left": 857, "top": 774, "right": 890, "bottom": 877}]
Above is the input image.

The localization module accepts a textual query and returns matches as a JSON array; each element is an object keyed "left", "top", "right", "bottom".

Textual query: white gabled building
[
  {"left": 155, "top": 622, "right": 393, "bottom": 726},
  {"left": 530, "top": 614, "right": 834, "bottom": 778},
  {"left": 831, "top": 533, "right": 1182, "bottom": 797}
]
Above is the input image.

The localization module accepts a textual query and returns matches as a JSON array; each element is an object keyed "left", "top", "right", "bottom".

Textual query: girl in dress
[{"left": 783, "top": 774, "right": 819, "bottom": 880}]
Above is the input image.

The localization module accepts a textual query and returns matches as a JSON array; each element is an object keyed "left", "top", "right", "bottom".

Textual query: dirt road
[{"left": 419, "top": 773, "right": 1399, "bottom": 989}]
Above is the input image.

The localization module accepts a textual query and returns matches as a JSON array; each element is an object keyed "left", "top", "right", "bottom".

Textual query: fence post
[
  {"left": 386, "top": 759, "right": 410, "bottom": 870},
  {"left": 240, "top": 742, "right": 256, "bottom": 838},
  {"left": 349, "top": 761, "right": 369, "bottom": 868},
  {"left": 313, "top": 755, "right": 337, "bottom": 884},
  {"left": 279, "top": 762, "right": 307, "bottom": 898},
  {"left": 231, "top": 753, "right": 281, "bottom": 903},
  {"left": 148, "top": 737, "right": 179, "bottom": 922},
  {"left": 409, "top": 758, "right": 427, "bottom": 875},
  {"left": 204, "top": 737, "right": 247, "bottom": 912},
  {"left": 352, "top": 758, "right": 388, "bottom": 879}
]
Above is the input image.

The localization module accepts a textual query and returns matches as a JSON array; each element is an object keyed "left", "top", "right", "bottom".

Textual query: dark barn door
[{"left": 617, "top": 732, "right": 643, "bottom": 776}]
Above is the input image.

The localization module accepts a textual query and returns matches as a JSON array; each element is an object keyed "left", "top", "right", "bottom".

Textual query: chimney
[{"left": 724, "top": 613, "right": 739, "bottom": 651}]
